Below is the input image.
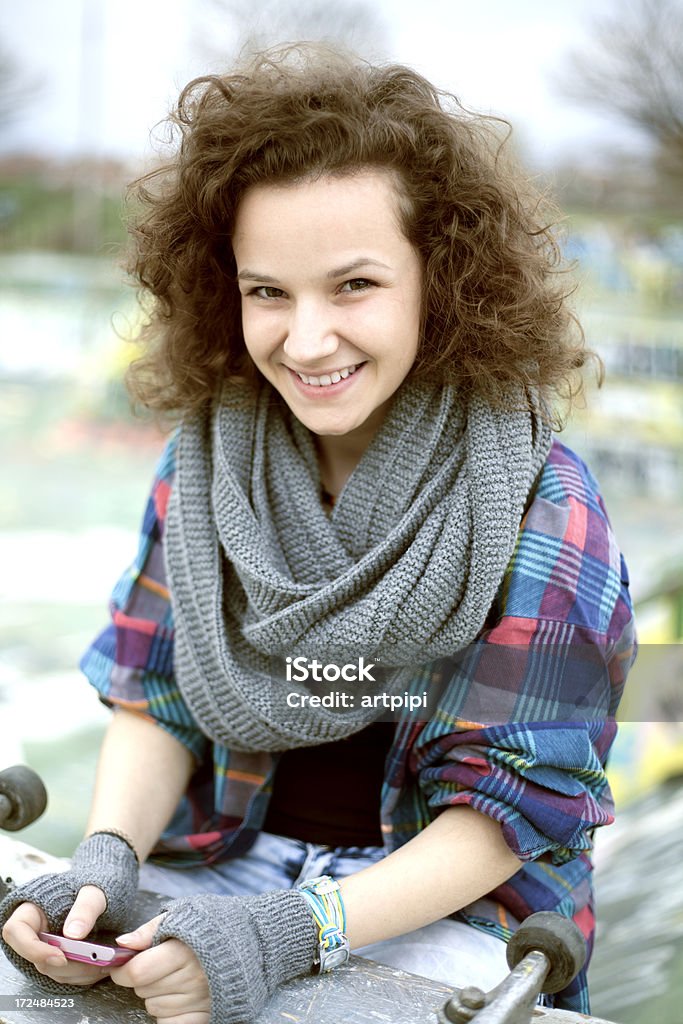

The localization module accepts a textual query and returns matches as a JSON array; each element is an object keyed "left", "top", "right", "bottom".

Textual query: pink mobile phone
[{"left": 38, "top": 931, "right": 137, "bottom": 967}]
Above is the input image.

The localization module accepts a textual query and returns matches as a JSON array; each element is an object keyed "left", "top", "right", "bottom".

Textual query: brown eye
[
  {"left": 340, "top": 278, "right": 374, "bottom": 293},
  {"left": 254, "top": 286, "right": 285, "bottom": 299}
]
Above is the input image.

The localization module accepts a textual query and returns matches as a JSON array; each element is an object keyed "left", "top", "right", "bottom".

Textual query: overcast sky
[{"left": 0, "top": 0, "right": 646, "bottom": 170}]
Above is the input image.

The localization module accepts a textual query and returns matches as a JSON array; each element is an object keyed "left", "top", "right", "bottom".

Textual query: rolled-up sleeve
[
  {"left": 412, "top": 614, "right": 636, "bottom": 865},
  {"left": 80, "top": 433, "right": 207, "bottom": 764},
  {"left": 415, "top": 718, "right": 617, "bottom": 864}
]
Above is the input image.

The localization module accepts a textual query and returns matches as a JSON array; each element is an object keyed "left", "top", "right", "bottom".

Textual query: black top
[{"left": 262, "top": 722, "right": 395, "bottom": 847}]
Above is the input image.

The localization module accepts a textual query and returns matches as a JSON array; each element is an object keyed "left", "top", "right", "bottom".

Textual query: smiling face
[{"left": 232, "top": 170, "right": 423, "bottom": 463}]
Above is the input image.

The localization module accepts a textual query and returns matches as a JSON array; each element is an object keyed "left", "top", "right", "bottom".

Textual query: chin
[{"left": 307, "top": 423, "right": 358, "bottom": 437}]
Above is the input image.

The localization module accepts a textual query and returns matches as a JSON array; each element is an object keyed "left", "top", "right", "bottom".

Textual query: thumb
[
  {"left": 63, "top": 884, "right": 107, "bottom": 939},
  {"left": 116, "top": 914, "right": 165, "bottom": 951}
]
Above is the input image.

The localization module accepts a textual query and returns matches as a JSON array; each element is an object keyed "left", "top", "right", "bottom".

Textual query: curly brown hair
[{"left": 126, "top": 43, "right": 595, "bottom": 425}]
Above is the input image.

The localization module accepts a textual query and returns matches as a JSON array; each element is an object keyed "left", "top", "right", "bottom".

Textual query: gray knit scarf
[{"left": 164, "top": 379, "right": 551, "bottom": 752}]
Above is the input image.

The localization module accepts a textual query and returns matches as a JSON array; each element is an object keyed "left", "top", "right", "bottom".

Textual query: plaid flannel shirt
[{"left": 81, "top": 433, "right": 636, "bottom": 1013}]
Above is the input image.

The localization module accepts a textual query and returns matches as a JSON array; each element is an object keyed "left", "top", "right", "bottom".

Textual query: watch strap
[{"left": 297, "top": 874, "right": 350, "bottom": 972}]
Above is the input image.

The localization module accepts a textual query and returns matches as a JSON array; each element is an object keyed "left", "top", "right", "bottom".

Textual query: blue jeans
[{"left": 138, "top": 830, "right": 511, "bottom": 992}]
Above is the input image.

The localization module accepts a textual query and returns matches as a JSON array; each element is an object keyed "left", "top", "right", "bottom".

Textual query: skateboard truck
[{"left": 437, "top": 912, "right": 587, "bottom": 1024}]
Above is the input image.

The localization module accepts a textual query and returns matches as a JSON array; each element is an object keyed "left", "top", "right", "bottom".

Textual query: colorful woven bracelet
[{"left": 298, "top": 874, "right": 350, "bottom": 972}]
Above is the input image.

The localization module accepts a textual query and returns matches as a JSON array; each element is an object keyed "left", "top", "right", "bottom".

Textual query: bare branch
[
  {"left": 0, "top": 40, "right": 41, "bottom": 133},
  {"left": 196, "top": 0, "right": 391, "bottom": 63},
  {"left": 553, "top": 0, "right": 683, "bottom": 156}
]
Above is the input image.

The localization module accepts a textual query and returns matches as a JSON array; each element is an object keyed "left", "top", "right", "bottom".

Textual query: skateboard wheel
[
  {"left": 506, "top": 912, "right": 586, "bottom": 993},
  {"left": 0, "top": 765, "right": 48, "bottom": 831}
]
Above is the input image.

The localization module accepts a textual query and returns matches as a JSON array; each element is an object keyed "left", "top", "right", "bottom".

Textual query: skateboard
[{"left": 0, "top": 764, "right": 617, "bottom": 1023}]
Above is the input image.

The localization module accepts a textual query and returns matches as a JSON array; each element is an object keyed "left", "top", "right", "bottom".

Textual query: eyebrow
[
  {"left": 326, "top": 258, "right": 392, "bottom": 278},
  {"left": 236, "top": 257, "right": 392, "bottom": 283}
]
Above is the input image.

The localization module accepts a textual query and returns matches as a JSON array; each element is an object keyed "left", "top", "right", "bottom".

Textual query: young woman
[{"left": 1, "top": 44, "right": 636, "bottom": 1024}]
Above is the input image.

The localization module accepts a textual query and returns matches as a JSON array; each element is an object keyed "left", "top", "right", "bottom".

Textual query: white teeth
[{"left": 295, "top": 364, "right": 360, "bottom": 387}]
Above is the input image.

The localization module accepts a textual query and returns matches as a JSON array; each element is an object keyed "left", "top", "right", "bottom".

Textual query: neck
[
  {"left": 313, "top": 397, "right": 395, "bottom": 497},
  {"left": 315, "top": 434, "right": 367, "bottom": 497}
]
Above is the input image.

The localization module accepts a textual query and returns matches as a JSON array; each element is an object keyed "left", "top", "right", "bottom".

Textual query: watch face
[
  {"left": 321, "top": 947, "right": 350, "bottom": 971},
  {"left": 303, "top": 876, "right": 339, "bottom": 895}
]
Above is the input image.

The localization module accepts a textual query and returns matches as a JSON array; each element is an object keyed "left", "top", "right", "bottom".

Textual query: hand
[
  {"left": 142, "top": 890, "right": 319, "bottom": 1024},
  {"left": 1, "top": 885, "right": 109, "bottom": 987},
  {"left": 0, "top": 833, "right": 139, "bottom": 993},
  {"left": 111, "top": 915, "right": 210, "bottom": 1024}
]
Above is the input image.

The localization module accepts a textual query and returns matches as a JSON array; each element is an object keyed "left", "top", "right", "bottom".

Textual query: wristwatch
[{"left": 298, "top": 874, "right": 351, "bottom": 972}]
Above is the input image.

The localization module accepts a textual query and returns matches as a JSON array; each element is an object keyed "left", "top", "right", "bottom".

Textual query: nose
[{"left": 282, "top": 299, "right": 339, "bottom": 366}]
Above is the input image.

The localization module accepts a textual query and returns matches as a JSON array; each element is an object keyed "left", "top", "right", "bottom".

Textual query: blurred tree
[
  {"left": 554, "top": 0, "right": 683, "bottom": 196},
  {"left": 0, "top": 38, "right": 39, "bottom": 132},
  {"left": 198, "top": 0, "right": 390, "bottom": 61}
]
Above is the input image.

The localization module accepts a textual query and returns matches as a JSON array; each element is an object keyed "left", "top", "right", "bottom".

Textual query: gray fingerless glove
[
  {"left": 152, "top": 889, "right": 319, "bottom": 1024},
  {"left": 0, "top": 832, "right": 139, "bottom": 992}
]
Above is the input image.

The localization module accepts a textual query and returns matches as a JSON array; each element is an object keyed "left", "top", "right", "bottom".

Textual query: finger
[
  {"left": 133, "top": 960, "right": 204, "bottom": 998},
  {"left": 142, "top": 990, "right": 211, "bottom": 1020},
  {"left": 116, "top": 913, "right": 166, "bottom": 950},
  {"left": 37, "top": 959, "right": 110, "bottom": 987},
  {"left": 62, "top": 884, "right": 107, "bottom": 939},
  {"left": 1, "top": 901, "right": 103, "bottom": 984},
  {"left": 146, "top": 1013, "right": 209, "bottom": 1024},
  {"left": 110, "top": 940, "right": 194, "bottom": 989},
  {"left": 1, "top": 902, "right": 70, "bottom": 973}
]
